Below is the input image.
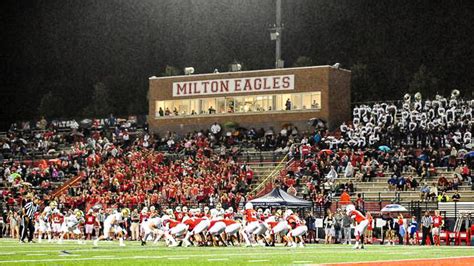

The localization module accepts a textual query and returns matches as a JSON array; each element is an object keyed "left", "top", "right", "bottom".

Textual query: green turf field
[{"left": 0, "top": 239, "right": 473, "bottom": 265}]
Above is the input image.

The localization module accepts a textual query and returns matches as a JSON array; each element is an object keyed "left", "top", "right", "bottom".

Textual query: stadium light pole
[{"left": 270, "top": 0, "right": 284, "bottom": 68}]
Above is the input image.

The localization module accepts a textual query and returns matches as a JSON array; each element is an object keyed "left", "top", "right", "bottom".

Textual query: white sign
[{"left": 172, "top": 74, "right": 295, "bottom": 97}]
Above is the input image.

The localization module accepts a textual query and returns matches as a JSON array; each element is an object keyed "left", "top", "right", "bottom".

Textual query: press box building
[{"left": 148, "top": 65, "right": 351, "bottom": 134}]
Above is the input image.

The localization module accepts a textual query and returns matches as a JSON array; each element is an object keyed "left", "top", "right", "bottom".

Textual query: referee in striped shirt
[{"left": 20, "top": 194, "right": 38, "bottom": 243}]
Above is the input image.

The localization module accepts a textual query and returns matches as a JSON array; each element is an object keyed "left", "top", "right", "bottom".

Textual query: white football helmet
[
  {"left": 182, "top": 206, "right": 188, "bottom": 213},
  {"left": 43, "top": 206, "right": 52, "bottom": 214},
  {"left": 210, "top": 209, "right": 219, "bottom": 218},
  {"left": 284, "top": 209, "right": 293, "bottom": 219},
  {"left": 175, "top": 206, "right": 182, "bottom": 213},
  {"left": 264, "top": 209, "right": 271, "bottom": 216},
  {"left": 245, "top": 202, "right": 253, "bottom": 210},
  {"left": 346, "top": 204, "right": 356, "bottom": 214}
]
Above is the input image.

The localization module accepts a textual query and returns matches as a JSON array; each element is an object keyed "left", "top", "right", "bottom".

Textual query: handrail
[
  {"left": 51, "top": 174, "right": 84, "bottom": 198},
  {"left": 250, "top": 153, "right": 289, "bottom": 195}
]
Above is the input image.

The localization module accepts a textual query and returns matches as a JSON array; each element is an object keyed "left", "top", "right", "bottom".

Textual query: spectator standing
[
  {"left": 339, "top": 190, "right": 351, "bottom": 205},
  {"left": 305, "top": 213, "right": 316, "bottom": 243},
  {"left": 285, "top": 98, "right": 291, "bottom": 110},
  {"left": 323, "top": 210, "right": 335, "bottom": 244},
  {"left": 342, "top": 211, "right": 352, "bottom": 245},
  {"left": 421, "top": 211, "right": 434, "bottom": 245},
  {"left": 334, "top": 208, "right": 343, "bottom": 243}
]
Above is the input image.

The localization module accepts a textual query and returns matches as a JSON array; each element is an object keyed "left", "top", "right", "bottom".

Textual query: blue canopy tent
[{"left": 249, "top": 188, "right": 313, "bottom": 208}]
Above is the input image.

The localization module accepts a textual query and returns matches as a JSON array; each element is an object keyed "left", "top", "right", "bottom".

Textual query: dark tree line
[{"left": 1, "top": 0, "right": 473, "bottom": 129}]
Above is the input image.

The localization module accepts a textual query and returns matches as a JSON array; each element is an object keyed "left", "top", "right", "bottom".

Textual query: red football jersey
[
  {"left": 183, "top": 218, "right": 204, "bottom": 231},
  {"left": 349, "top": 210, "right": 367, "bottom": 223},
  {"left": 245, "top": 209, "right": 257, "bottom": 222},
  {"left": 85, "top": 214, "right": 96, "bottom": 225},
  {"left": 286, "top": 214, "right": 301, "bottom": 229},
  {"left": 174, "top": 212, "right": 185, "bottom": 222},
  {"left": 433, "top": 215, "right": 443, "bottom": 228},
  {"left": 220, "top": 219, "right": 237, "bottom": 226},
  {"left": 166, "top": 219, "right": 180, "bottom": 229},
  {"left": 140, "top": 213, "right": 149, "bottom": 223},
  {"left": 52, "top": 213, "right": 63, "bottom": 224}
]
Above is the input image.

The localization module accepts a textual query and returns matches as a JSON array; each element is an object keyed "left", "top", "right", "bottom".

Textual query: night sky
[{"left": 1, "top": 0, "right": 473, "bottom": 129}]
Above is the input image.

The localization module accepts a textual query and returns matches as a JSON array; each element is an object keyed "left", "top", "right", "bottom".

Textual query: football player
[
  {"left": 94, "top": 208, "right": 130, "bottom": 247},
  {"left": 346, "top": 204, "right": 368, "bottom": 249}
]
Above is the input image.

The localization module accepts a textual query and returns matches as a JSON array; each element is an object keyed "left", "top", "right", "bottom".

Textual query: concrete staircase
[{"left": 294, "top": 167, "right": 474, "bottom": 202}]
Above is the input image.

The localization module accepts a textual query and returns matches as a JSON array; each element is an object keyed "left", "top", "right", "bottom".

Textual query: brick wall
[{"left": 148, "top": 66, "right": 351, "bottom": 134}]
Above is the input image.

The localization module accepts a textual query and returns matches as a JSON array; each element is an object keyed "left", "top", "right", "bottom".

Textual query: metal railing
[{"left": 250, "top": 154, "right": 290, "bottom": 196}]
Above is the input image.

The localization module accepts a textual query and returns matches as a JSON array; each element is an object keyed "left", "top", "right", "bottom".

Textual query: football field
[{"left": 0, "top": 239, "right": 473, "bottom": 265}]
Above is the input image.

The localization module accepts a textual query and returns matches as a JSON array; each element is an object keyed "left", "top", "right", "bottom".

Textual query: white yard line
[
  {"left": 208, "top": 258, "right": 229, "bottom": 261},
  {"left": 0, "top": 254, "right": 473, "bottom": 264},
  {"left": 322, "top": 255, "right": 474, "bottom": 265},
  {"left": 92, "top": 255, "right": 115, "bottom": 258},
  {"left": 133, "top": 256, "right": 164, "bottom": 259},
  {"left": 25, "top": 254, "right": 47, "bottom": 256},
  {"left": 293, "top": 261, "right": 313, "bottom": 263},
  {"left": 167, "top": 257, "right": 189, "bottom": 260},
  {"left": 59, "top": 254, "right": 80, "bottom": 257}
]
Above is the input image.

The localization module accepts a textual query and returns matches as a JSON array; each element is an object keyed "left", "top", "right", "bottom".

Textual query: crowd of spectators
[{"left": 0, "top": 93, "right": 472, "bottom": 217}]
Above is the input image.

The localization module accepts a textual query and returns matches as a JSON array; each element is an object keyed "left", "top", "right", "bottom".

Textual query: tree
[
  {"left": 292, "top": 56, "right": 313, "bottom": 67},
  {"left": 351, "top": 63, "right": 378, "bottom": 103},
  {"left": 409, "top": 65, "right": 438, "bottom": 97},
  {"left": 38, "top": 91, "right": 63, "bottom": 119},
  {"left": 161, "top": 65, "right": 181, "bottom": 76},
  {"left": 83, "top": 82, "right": 113, "bottom": 117}
]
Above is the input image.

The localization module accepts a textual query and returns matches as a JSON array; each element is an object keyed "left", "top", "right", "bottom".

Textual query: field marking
[
  {"left": 0, "top": 253, "right": 473, "bottom": 264},
  {"left": 321, "top": 255, "right": 474, "bottom": 265},
  {"left": 0, "top": 253, "right": 15, "bottom": 255},
  {"left": 249, "top": 259, "right": 270, "bottom": 262},
  {"left": 294, "top": 261, "right": 313, "bottom": 263},
  {"left": 93, "top": 255, "right": 115, "bottom": 258},
  {"left": 167, "top": 257, "right": 189, "bottom": 260},
  {"left": 59, "top": 254, "right": 80, "bottom": 257},
  {"left": 208, "top": 258, "right": 229, "bottom": 261},
  {"left": 133, "top": 256, "right": 164, "bottom": 259},
  {"left": 26, "top": 254, "right": 47, "bottom": 256}
]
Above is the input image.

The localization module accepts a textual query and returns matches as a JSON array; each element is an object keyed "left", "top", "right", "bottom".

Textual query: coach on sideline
[{"left": 20, "top": 193, "right": 38, "bottom": 243}]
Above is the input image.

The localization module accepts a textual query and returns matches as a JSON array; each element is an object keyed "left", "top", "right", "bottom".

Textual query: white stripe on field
[
  {"left": 26, "top": 254, "right": 47, "bottom": 256},
  {"left": 249, "top": 259, "right": 269, "bottom": 262},
  {"left": 293, "top": 261, "right": 313, "bottom": 263},
  {"left": 208, "top": 258, "right": 229, "bottom": 261},
  {"left": 1, "top": 255, "right": 473, "bottom": 264},
  {"left": 133, "top": 256, "right": 164, "bottom": 259},
  {"left": 167, "top": 257, "right": 189, "bottom": 260},
  {"left": 93, "top": 255, "right": 115, "bottom": 258}
]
